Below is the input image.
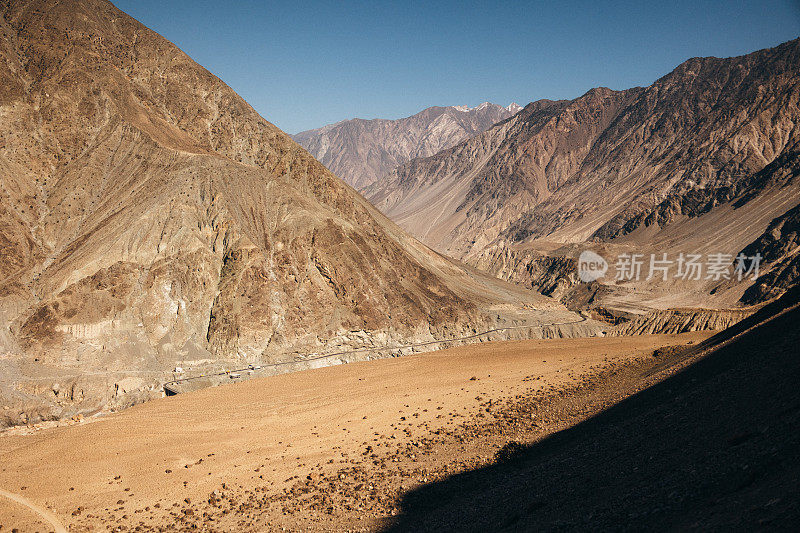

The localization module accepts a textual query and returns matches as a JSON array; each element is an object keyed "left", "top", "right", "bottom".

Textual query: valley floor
[{"left": 0, "top": 332, "right": 714, "bottom": 531}]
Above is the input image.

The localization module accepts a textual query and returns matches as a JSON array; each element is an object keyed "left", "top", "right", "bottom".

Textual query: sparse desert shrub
[
  {"left": 652, "top": 345, "right": 686, "bottom": 358},
  {"left": 494, "top": 440, "right": 527, "bottom": 463}
]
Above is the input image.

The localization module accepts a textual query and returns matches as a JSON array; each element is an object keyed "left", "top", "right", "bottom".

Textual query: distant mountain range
[
  {"left": 293, "top": 103, "right": 521, "bottom": 190},
  {"left": 364, "top": 38, "right": 800, "bottom": 312}
]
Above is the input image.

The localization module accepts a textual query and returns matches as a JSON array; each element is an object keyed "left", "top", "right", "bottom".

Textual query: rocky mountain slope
[
  {"left": 366, "top": 39, "right": 800, "bottom": 311},
  {"left": 0, "top": 0, "right": 579, "bottom": 423},
  {"left": 293, "top": 102, "right": 520, "bottom": 190}
]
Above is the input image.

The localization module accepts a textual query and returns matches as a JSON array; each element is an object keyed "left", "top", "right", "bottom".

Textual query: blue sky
[{"left": 113, "top": 0, "right": 800, "bottom": 134}]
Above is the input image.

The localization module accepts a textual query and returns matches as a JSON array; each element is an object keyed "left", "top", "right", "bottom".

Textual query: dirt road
[{"left": 0, "top": 488, "right": 67, "bottom": 532}]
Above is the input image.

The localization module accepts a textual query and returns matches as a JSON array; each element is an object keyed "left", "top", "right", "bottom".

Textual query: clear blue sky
[{"left": 113, "top": 0, "right": 800, "bottom": 134}]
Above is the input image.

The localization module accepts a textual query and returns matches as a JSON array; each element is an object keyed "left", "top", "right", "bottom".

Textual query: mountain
[
  {"left": 292, "top": 102, "right": 518, "bottom": 190},
  {"left": 0, "top": 0, "right": 583, "bottom": 423},
  {"left": 365, "top": 39, "right": 800, "bottom": 312}
]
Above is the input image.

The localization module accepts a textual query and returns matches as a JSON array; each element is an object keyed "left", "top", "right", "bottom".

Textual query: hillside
[
  {"left": 0, "top": 0, "right": 577, "bottom": 423},
  {"left": 293, "top": 103, "right": 519, "bottom": 190},
  {"left": 365, "top": 40, "right": 800, "bottom": 311}
]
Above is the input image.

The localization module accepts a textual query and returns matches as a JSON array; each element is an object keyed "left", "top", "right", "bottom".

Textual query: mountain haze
[{"left": 293, "top": 103, "right": 519, "bottom": 190}]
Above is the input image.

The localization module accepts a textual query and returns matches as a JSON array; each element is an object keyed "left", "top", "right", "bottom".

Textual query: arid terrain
[
  {"left": 3, "top": 285, "right": 798, "bottom": 532},
  {"left": 0, "top": 330, "right": 713, "bottom": 531},
  {"left": 0, "top": 0, "right": 587, "bottom": 425},
  {"left": 389, "top": 287, "right": 800, "bottom": 532},
  {"left": 1, "top": 0, "right": 799, "bottom": 530},
  {"left": 365, "top": 39, "right": 800, "bottom": 315},
  {"left": 293, "top": 103, "right": 520, "bottom": 190}
]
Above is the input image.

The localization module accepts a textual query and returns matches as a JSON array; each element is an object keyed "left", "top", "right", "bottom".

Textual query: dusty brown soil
[
  {"left": 0, "top": 332, "right": 711, "bottom": 531},
  {"left": 388, "top": 293, "right": 800, "bottom": 531}
]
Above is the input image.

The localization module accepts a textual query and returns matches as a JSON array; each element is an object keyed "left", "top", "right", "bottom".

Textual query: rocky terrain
[
  {"left": 389, "top": 285, "right": 800, "bottom": 532},
  {"left": 739, "top": 202, "right": 800, "bottom": 303},
  {"left": 609, "top": 307, "right": 753, "bottom": 336},
  {"left": 293, "top": 103, "right": 520, "bottom": 190},
  {"left": 1, "top": 2, "right": 797, "bottom": 531},
  {"left": 0, "top": 0, "right": 580, "bottom": 425},
  {"left": 365, "top": 39, "right": 800, "bottom": 313}
]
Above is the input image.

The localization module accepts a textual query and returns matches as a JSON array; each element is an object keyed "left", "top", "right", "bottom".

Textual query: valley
[
  {"left": 364, "top": 40, "right": 800, "bottom": 318},
  {"left": 0, "top": 0, "right": 798, "bottom": 530}
]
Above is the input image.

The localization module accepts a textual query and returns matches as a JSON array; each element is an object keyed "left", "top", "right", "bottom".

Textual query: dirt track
[{"left": 0, "top": 488, "right": 67, "bottom": 532}]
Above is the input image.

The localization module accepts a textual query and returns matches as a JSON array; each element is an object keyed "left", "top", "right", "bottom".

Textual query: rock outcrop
[
  {"left": 739, "top": 203, "right": 800, "bottom": 304},
  {"left": 611, "top": 308, "right": 753, "bottom": 336}
]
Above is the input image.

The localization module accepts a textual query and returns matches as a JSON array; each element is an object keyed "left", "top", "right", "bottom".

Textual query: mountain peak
[
  {"left": 293, "top": 102, "right": 514, "bottom": 189},
  {"left": 0, "top": 0, "right": 550, "bottom": 421},
  {"left": 451, "top": 102, "right": 497, "bottom": 113}
]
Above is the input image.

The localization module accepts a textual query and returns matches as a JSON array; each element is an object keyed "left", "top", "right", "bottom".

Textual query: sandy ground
[{"left": 0, "top": 332, "right": 711, "bottom": 531}]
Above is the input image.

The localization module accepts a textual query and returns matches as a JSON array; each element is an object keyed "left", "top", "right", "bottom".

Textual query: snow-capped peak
[
  {"left": 506, "top": 102, "right": 523, "bottom": 114},
  {"left": 452, "top": 102, "right": 498, "bottom": 113}
]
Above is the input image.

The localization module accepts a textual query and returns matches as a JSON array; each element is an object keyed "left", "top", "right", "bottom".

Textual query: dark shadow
[{"left": 385, "top": 289, "right": 800, "bottom": 531}]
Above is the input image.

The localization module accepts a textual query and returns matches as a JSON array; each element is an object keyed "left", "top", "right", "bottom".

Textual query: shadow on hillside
[{"left": 384, "top": 290, "right": 800, "bottom": 532}]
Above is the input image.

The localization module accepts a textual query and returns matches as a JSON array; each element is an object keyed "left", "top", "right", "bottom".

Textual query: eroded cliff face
[
  {"left": 610, "top": 308, "right": 753, "bottom": 336},
  {"left": 470, "top": 246, "right": 579, "bottom": 302},
  {"left": 366, "top": 39, "right": 800, "bottom": 310},
  {"left": 293, "top": 103, "right": 515, "bottom": 190},
  {"left": 0, "top": 0, "right": 571, "bottom": 424}
]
